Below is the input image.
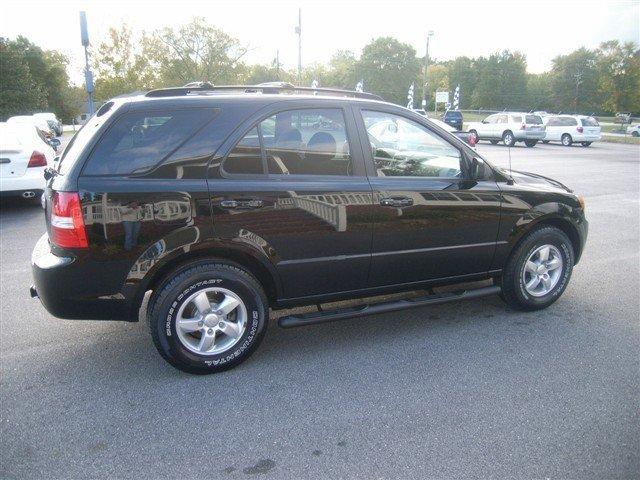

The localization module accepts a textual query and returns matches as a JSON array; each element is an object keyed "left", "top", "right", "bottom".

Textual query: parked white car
[
  {"left": 467, "top": 112, "right": 546, "bottom": 147},
  {"left": 0, "top": 122, "right": 55, "bottom": 200},
  {"left": 7, "top": 115, "right": 54, "bottom": 138},
  {"left": 626, "top": 123, "right": 640, "bottom": 137},
  {"left": 542, "top": 115, "right": 601, "bottom": 146}
]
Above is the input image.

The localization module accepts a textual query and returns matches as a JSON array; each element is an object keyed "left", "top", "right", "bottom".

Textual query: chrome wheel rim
[
  {"left": 175, "top": 287, "right": 247, "bottom": 356},
  {"left": 522, "top": 245, "right": 563, "bottom": 297},
  {"left": 504, "top": 133, "right": 513, "bottom": 145},
  {"left": 562, "top": 135, "right": 571, "bottom": 146}
]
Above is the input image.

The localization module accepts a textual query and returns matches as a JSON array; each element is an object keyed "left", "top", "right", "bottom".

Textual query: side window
[
  {"left": 222, "top": 127, "right": 263, "bottom": 175},
  {"left": 362, "top": 110, "right": 462, "bottom": 178},
  {"left": 260, "top": 108, "right": 352, "bottom": 176},
  {"left": 496, "top": 114, "right": 508, "bottom": 124},
  {"left": 511, "top": 115, "right": 522, "bottom": 123},
  {"left": 547, "top": 117, "right": 559, "bottom": 126},
  {"left": 483, "top": 115, "right": 495, "bottom": 124},
  {"left": 83, "top": 109, "right": 215, "bottom": 175}
]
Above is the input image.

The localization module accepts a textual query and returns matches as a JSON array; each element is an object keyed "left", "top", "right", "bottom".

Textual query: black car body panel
[{"left": 31, "top": 92, "right": 588, "bottom": 322}]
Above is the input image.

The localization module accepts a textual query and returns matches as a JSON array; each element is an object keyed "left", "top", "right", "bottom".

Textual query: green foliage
[{"left": 0, "top": 37, "right": 80, "bottom": 122}]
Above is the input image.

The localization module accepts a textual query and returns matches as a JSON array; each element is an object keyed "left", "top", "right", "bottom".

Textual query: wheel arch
[{"left": 510, "top": 215, "right": 582, "bottom": 263}]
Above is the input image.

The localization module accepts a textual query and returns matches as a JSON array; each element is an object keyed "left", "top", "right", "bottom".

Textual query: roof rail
[{"left": 145, "top": 83, "right": 383, "bottom": 101}]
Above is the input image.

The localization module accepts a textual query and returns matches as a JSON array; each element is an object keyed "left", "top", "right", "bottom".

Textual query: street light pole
[
  {"left": 422, "top": 30, "right": 434, "bottom": 110},
  {"left": 295, "top": 8, "right": 302, "bottom": 86}
]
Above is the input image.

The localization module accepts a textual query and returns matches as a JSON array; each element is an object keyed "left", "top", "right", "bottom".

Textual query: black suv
[
  {"left": 31, "top": 84, "right": 588, "bottom": 374},
  {"left": 443, "top": 109, "right": 463, "bottom": 131}
]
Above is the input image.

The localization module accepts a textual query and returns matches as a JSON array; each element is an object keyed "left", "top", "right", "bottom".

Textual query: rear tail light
[
  {"left": 520, "top": 124, "right": 526, "bottom": 130},
  {"left": 28, "top": 151, "right": 47, "bottom": 168},
  {"left": 51, "top": 192, "right": 88, "bottom": 248},
  {"left": 577, "top": 126, "right": 584, "bottom": 133}
]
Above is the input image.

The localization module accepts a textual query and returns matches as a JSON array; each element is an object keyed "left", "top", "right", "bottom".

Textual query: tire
[
  {"left": 542, "top": 140, "right": 550, "bottom": 144},
  {"left": 561, "top": 133, "right": 573, "bottom": 146},
  {"left": 581, "top": 142, "right": 592, "bottom": 147},
  {"left": 502, "top": 131, "right": 515, "bottom": 147},
  {"left": 490, "top": 140, "right": 499, "bottom": 145},
  {"left": 469, "top": 130, "right": 479, "bottom": 143},
  {"left": 632, "top": 131, "right": 639, "bottom": 137},
  {"left": 524, "top": 140, "right": 538, "bottom": 147},
  {"left": 148, "top": 261, "right": 269, "bottom": 374},
  {"left": 500, "top": 226, "right": 574, "bottom": 311}
]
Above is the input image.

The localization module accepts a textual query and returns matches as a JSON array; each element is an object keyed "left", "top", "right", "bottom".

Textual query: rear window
[
  {"left": 445, "top": 111, "right": 462, "bottom": 119},
  {"left": 581, "top": 117, "right": 599, "bottom": 127},
  {"left": 83, "top": 108, "right": 216, "bottom": 175},
  {"left": 525, "top": 115, "right": 543, "bottom": 125}
]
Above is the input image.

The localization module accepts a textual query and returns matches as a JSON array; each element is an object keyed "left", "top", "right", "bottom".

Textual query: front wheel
[
  {"left": 524, "top": 140, "right": 538, "bottom": 147},
  {"left": 632, "top": 131, "right": 639, "bottom": 137},
  {"left": 500, "top": 226, "right": 574, "bottom": 311},
  {"left": 148, "top": 262, "right": 268, "bottom": 374},
  {"left": 502, "top": 131, "right": 516, "bottom": 147}
]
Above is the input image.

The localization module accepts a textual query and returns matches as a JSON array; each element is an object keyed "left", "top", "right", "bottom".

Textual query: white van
[{"left": 542, "top": 115, "right": 601, "bottom": 147}]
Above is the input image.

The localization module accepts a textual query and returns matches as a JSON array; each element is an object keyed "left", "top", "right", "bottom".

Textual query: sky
[{"left": 1, "top": 0, "right": 639, "bottom": 85}]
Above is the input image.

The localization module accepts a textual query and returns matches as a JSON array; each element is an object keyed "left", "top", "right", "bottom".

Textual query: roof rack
[{"left": 145, "top": 82, "right": 382, "bottom": 101}]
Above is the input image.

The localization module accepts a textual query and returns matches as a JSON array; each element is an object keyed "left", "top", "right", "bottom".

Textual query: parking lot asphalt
[{"left": 1, "top": 141, "right": 638, "bottom": 479}]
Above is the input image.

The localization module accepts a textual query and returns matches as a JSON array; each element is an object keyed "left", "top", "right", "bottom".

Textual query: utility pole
[
  {"left": 573, "top": 71, "right": 583, "bottom": 113},
  {"left": 79, "top": 11, "right": 94, "bottom": 116},
  {"left": 422, "top": 30, "right": 434, "bottom": 109},
  {"left": 295, "top": 8, "right": 302, "bottom": 86},
  {"left": 275, "top": 49, "right": 280, "bottom": 79}
]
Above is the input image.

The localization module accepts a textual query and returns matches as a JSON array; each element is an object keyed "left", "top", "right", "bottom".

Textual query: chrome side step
[{"left": 278, "top": 285, "right": 501, "bottom": 328}]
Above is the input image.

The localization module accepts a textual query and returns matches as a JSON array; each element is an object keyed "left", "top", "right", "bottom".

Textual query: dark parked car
[
  {"left": 442, "top": 109, "right": 463, "bottom": 130},
  {"left": 31, "top": 84, "right": 588, "bottom": 374}
]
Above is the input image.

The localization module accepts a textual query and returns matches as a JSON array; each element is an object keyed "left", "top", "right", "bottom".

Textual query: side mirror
[
  {"left": 49, "top": 138, "right": 61, "bottom": 147},
  {"left": 481, "top": 119, "right": 488, "bottom": 124}
]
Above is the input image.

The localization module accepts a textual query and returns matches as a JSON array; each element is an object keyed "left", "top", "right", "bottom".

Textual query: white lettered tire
[{"left": 148, "top": 262, "right": 268, "bottom": 374}]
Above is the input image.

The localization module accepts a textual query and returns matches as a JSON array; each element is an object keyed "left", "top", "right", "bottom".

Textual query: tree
[
  {"left": 526, "top": 73, "right": 553, "bottom": 112},
  {"left": 472, "top": 51, "right": 528, "bottom": 110},
  {"left": 93, "top": 25, "right": 157, "bottom": 101},
  {"left": 550, "top": 48, "right": 599, "bottom": 113},
  {"left": 144, "top": 17, "right": 248, "bottom": 86},
  {"left": 0, "top": 39, "right": 46, "bottom": 119},
  {"left": 325, "top": 50, "right": 359, "bottom": 90},
  {"left": 445, "top": 56, "right": 478, "bottom": 110},
  {"left": 357, "top": 37, "right": 421, "bottom": 105},
  {"left": 596, "top": 40, "right": 640, "bottom": 114}
]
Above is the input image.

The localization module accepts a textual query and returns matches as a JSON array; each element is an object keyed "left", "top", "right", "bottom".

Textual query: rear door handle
[
  {"left": 220, "top": 199, "right": 264, "bottom": 209},
  {"left": 380, "top": 197, "right": 414, "bottom": 207}
]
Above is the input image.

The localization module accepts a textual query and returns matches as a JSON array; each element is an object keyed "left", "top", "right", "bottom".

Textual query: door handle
[
  {"left": 220, "top": 199, "right": 264, "bottom": 209},
  {"left": 380, "top": 197, "right": 414, "bottom": 207}
]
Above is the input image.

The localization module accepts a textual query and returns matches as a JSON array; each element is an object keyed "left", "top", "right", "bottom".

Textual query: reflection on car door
[{"left": 356, "top": 107, "right": 502, "bottom": 287}]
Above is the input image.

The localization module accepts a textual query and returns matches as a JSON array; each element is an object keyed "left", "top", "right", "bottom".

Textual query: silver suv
[{"left": 467, "top": 112, "right": 546, "bottom": 147}]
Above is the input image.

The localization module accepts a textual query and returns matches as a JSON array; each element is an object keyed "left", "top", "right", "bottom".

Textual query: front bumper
[{"left": 31, "top": 233, "right": 136, "bottom": 321}]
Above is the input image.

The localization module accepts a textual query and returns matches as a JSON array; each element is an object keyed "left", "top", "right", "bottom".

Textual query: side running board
[{"left": 278, "top": 285, "right": 501, "bottom": 329}]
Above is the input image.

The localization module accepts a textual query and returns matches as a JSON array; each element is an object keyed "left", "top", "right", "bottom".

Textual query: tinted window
[
  {"left": 525, "top": 115, "right": 543, "bottom": 125},
  {"left": 83, "top": 108, "right": 215, "bottom": 175},
  {"left": 483, "top": 115, "right": 496, "bottom": 124},
  {"left": 562, "top": 117, "right": 578, "bottom": 126},
  {"left": 511, "top": 115, "right": 522, "bottom": 123},
  {"left": 581, "top": 117, "right": 599, "bottom": 127},
  {"left": 496, "top": 115, "right": 508, "bottom": 124},
  {"left": 222, "top": 127, "right": 263, "bottom": 175},
  {"left": 445, "top": 111, "right": 462, "bottom": 119},
  {"left": 362, "top": 110, "right": 462, "bottom": 178},
  {"left": 261, "top": 109, "right": 352, "bottom": 176}
]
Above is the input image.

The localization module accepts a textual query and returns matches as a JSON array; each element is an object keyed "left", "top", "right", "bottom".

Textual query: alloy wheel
[{"left": 522, "top": 245, "right": 563, "bottom": 297}]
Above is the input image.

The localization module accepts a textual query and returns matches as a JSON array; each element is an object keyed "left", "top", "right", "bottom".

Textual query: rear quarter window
[
  {"left": 581, "top": 117, "right": 599, "bottom": 127},
  {"left": 82, "top": 108, "right": 217, "bottom": 176}
]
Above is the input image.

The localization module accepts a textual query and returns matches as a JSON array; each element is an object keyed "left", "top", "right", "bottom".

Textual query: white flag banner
[
  {"left": 453, "top": 84, "right": 460, "bottom": 110},
  {"left": 355, "top": 80, "right": 364, "bottom": 93},
  {"left": 407, "top": 83, "right": 414, "bottom": 109},
  {"left": 311, "top": 79, "right": 319, "bottom": 95}
]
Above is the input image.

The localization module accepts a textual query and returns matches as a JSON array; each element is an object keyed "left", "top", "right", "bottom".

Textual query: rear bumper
[
  {"left": 514, "top": 131, "right": 546, "bottom": 140},
  {"left": 0, "top": 168, "right": 46, "bottom": 194},
  {"left": 31, "top": 233, "right": 136, "bottom": 321}
]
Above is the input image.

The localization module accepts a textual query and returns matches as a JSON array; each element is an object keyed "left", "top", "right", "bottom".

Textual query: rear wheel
[
  {"left": 632, "top": 131, "right": 639, "bottom": 137},
  {"left": 581, "top": 141, "right": 592, "bottom": 147},
  {"left": 561, "top": 133, "right": 573, "bottom": 146},
  {"left": 502, "top": 131, "right": 515, "bottom": 147},
  {"left": 148, "top": 262, "right": 268, "bottom": 374},
  {"left": 524, "top": 140, "right": 538, "bottom": 147},
  {"left": 500, "top": 226, "right": 574, "bottom": 311}
]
